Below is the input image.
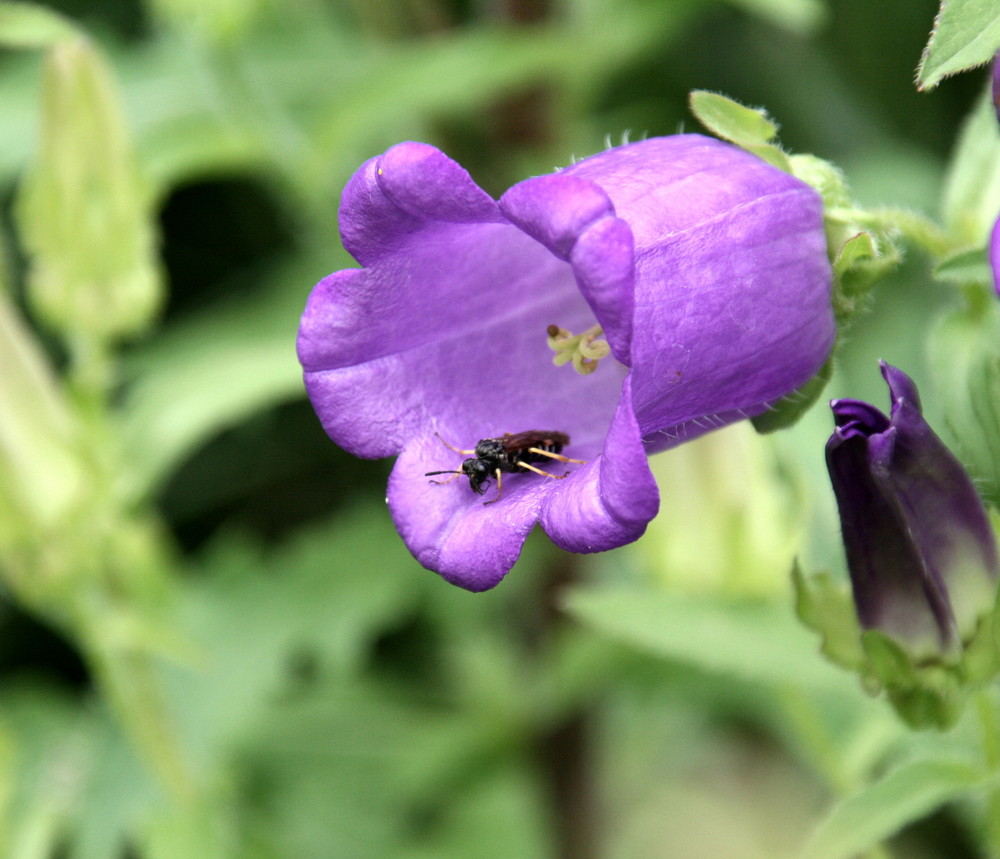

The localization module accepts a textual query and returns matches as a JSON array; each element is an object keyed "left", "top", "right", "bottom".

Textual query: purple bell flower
[
  {"left": 827, "top": 362, "right": 999, "bottom": 658},
  {"left": 298, "top": 136, "right": 834, "bottom": 590}
]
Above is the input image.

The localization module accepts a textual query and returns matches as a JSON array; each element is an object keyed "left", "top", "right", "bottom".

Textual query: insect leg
[
  {"left": 484, "top": 469, "right": 504, "bottom": 505},
  {"left": 517, "top": 461, "right": 569, "bottom": 479},
  {"left": 526, "top": 447, "right": 586, "bottom": 464},
  {"left": 434, "top": 432, "right": 475, "bottom": 455}
]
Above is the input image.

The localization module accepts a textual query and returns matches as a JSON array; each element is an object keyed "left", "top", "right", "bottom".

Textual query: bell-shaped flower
[
  {"left": 826, "top": 361, "right": 1000, "bottom": 659},
  {"left": 297, "top": 136, "right": 835, "bottom": 590}
]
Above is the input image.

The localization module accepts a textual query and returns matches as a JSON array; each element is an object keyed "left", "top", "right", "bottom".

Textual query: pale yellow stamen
[{"left": 546, "top": 323, "right": 610, "bottom": 375}]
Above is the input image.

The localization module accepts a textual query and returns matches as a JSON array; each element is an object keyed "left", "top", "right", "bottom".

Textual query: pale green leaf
[
  {"left": 941, "top": 87, "right": 1000, "bottom": 246},
  {"left": 725, "top": 0, "right": 826, "bottom": 33},
  {"left": 161, "top": 508, "right": 423, "bottom": 759},
  {"left": 792, "top": 565, "right": 866, "bottom": 672},
  {"left": 563, "top": 587, "right": 851, "bottom": 694},
  {"left": 751, "top": 357, "right": 832, "bottom": 433},
  {"left": 802, "top": 757, "right": 991, "bottom": 859},
  {"left": 0, "top": 292, "right": 85, "bottom": 528},
  {"left": 689, "top": 90, "right": 780, "bottom": 146},
  {"left": 928, "top": 300, "right": 1000, "bottom": 507},
  {"left": 833, "top": 232, "right": 878, "bottom": 278},
  {"left": 917, "top": 0, "right": 1000, "bottom": 90},
  {"left": 933, "top": 246, "right": 992, "bottom": 284},
  {"left": 0, "top": 2, "right": 76, "bottom": 48},
  {"left": 119, "top": 256, "right": 322, "bottom": 496},
  {"left": 0, "top": 3, "right": 697, "bottom": 194}
]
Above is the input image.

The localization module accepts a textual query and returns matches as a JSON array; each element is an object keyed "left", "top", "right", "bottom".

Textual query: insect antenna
[{"left": 425, "top": 469, "right": 464, "bottom": 485}]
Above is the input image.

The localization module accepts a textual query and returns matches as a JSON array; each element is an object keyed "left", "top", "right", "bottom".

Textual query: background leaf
[
  {"left": 802, "top": 756, "right": 992, "bottom": 859},
  {"left": 917, "top": 0, "right": 1000, "bottom": 90},
  {"left": 0, "top": 2, "right": 76, "bottom": 48},
  {"left": 564, "top": 586, "right": 852, "bottom": 694}
]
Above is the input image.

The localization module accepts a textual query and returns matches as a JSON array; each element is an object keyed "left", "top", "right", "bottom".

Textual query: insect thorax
[{"left": 474, "top": 438, "right": 506, "bottom": 460}]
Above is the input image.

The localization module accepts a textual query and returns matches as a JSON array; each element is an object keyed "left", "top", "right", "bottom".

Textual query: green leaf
[
  {"left": 792, "top": 565, "right": 866, "bottom": 672},
  {"left": 751, "top": 357, "right": 832, "bottom": 434},
  {"left": 832, "top": 232, "right": 878, "bottom": 279},
  {"left": 941, "top": 87, "right": 1000, "bottom": 246},
  {"left": 689, "top": 91, "right": 780, "bottom": 147},
  {"left": 787, "top": 153, "right": 851, "bottom": 210},
  {"left": 802, "top": 756, "right": 991, "bottom": 858},
  {"left": 237, "top": 680, "right": 500, "bottom": 858},
  {"left": 162, "top": 507, "right": 423, "bottom": 759},
  {"left": 0, "top": 291, "right": 85, "bottom": 531},
  {"left": 927, "top": 299, "right": 1000, "bottom": 508},
  {"left": 688, "top": 90, "right": 792, "bottom": 171},
  {"left": 0, "top": 2, "right": 77, "bottom": 48},
  {"left": 725, "top": 0, "right": 826, "bottom": 33},
  {"left": 933, "top": 246, "right": 992, "bottom": 284},
  {"left": 66, "top": 707, "right": 159, "bottom": 859},
  {"left": 119, "top": 256, "right": 320, "bottom": 495},
  {"left": 917, "top": 0, "right": 1000, "bottom": 90},
  {"left": 0, "top": 2, "right": 698, "bottom": 198},
  {"left": 563, "top": 586, "right": 851, "bottom": 694},
  {"left": 398, "top": 762, "right": 550, "bottom": 859},
  {"left": 0, "top": 681, "right": 107, "bottom": 859}
]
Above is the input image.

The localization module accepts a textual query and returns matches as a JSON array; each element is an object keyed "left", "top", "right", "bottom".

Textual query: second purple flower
[{"left": 298, "top": 135, "right": 835, "bottom": 590}]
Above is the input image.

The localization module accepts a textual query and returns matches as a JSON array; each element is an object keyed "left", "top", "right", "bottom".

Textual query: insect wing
[{"left": 501, "top": 430, "right": 569, "bottom": 453}]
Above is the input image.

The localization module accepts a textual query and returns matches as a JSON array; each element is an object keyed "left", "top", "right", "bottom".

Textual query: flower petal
[
  {"left": 628, "top": 179, "right": 832, "bottom": 443},
  {"left": 568, "top": 216, "right": 635, "bottom": 364},
  {"left": 544, "top": 137, "right": 833, "bottom": 448},
  {"left": 301, "top": 207, "right": 623, "bottom": 454},
  {"left": 338, "top": 142, "right": 502, "bottom": 265},
  {"left": 873, "top": 389, "right": 999, "bottom": 640},
  {"left": 388, "top": 431, "right": 570, "bottom": 591},
  {"left": 882, "top": 359, "right": 922, "bottom": 411},
  {"left": 826, "top": 428, "right": 954, "bottom": 654},
  {"left": 541, "top": 373, "right": 659, "bottom": 552},
  {"left": 830, "top": 397, "right": 890, "bottom": 438},
  {"left": 499, "top": 175, "right": 635, "bottom": 362},
  {"left": 500, "top": 174, "right": 614, "bottom": 260}
]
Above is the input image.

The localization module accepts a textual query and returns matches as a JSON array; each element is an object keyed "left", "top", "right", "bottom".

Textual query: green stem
[
  {"left": 86, "top": 610, "right": 194, "bottom": 800},
  {"left": 67, "top": 333, "right": 115, "bottom": 421},
  {"left": 826, "top": 206, "right": 953, "bottom": 259}
]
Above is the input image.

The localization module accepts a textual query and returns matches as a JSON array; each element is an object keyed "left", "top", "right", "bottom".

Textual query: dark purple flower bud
[
  {"left": 298, "top": 136, "right": 834, "bottom": 590},
  {"left": 827, "top": 362, "right": 999, "bottom": 658}
]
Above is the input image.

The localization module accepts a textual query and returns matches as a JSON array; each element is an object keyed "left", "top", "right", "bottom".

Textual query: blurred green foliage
[{"left": 0, "top": 0, "right": 996, "bottom": 857}]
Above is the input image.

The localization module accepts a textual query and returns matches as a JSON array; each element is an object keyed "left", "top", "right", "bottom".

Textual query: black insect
[{"left": 425, "top": 430, "right": 586, "bottom": 504}]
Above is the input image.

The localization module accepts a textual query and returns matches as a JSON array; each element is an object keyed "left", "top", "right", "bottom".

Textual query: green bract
[{"left": 17, "top": 36, "right": 161, "bottom": 345}]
